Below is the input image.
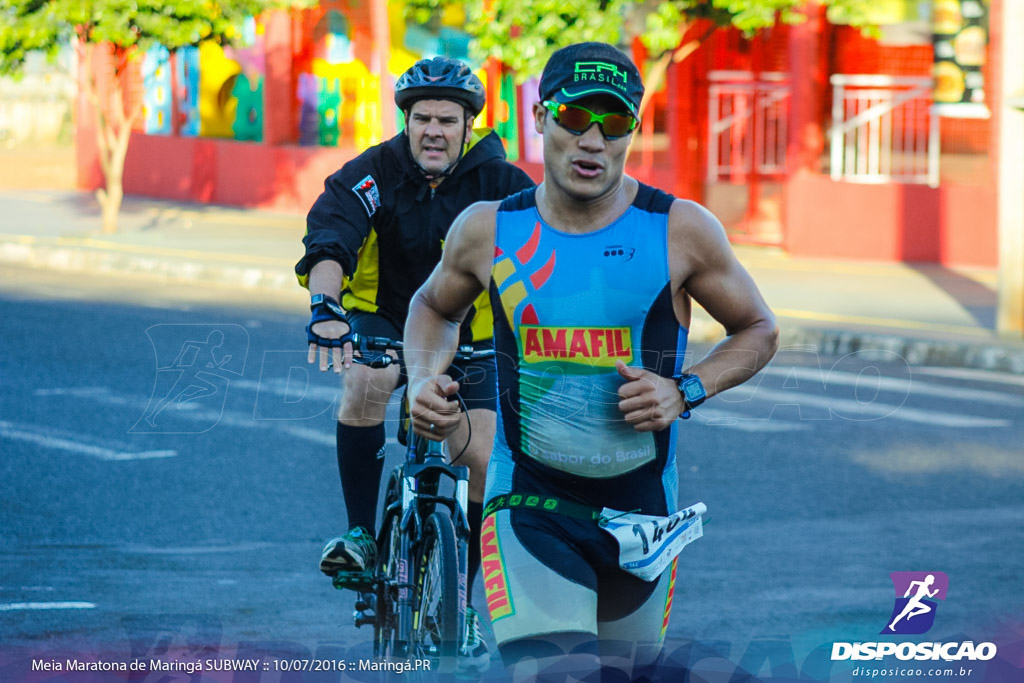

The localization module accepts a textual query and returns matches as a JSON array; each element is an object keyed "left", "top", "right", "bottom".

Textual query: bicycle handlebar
[
  {"left": 335, "top": 333, "right": 490, "bottom": 465},
  {"left": 349, "top": 333, "right": 496, "bottom": 369}
]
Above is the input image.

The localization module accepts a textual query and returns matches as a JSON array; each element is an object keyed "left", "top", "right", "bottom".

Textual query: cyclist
[
  {"left": 404, "top": 42, "right": 778, "bottom": 680},
  {"left": 296, "top": 56, "right": 534, "bottom": 671}
]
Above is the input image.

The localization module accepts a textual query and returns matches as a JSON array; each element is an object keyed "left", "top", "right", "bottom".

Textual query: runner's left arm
[
  {"left": 670, "top": 199, "right": 778, "bottom": 399},
  {"left": 617, "top": 199, "right": 778, "bottom": 432}
]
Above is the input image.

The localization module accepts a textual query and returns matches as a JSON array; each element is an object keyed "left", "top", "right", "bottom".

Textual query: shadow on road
[{"left": 908, "top": 263, "right": 997, "bottom": 331}]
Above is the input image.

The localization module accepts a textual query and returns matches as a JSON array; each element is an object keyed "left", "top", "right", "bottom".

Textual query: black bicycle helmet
[{"left": 394, "top": 57, "right": 486, "bottom": 115}]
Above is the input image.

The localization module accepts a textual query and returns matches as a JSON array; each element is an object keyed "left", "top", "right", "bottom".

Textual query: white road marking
[
  {"left": 725, "top": 386, "right": 1010, "bottom": 428},
  {"left": 760, "top": 366, "right": 1024, "bottom": 405},
  {"left": 33, "top": 387, "right": 109, "bottom": 397},
  {"left": 851, "top": 444, "right": 1024, "bottom": 476},
  {"left": 0, "top": 421, "right": 177, "bottom": 460},
  {"left": 0, "top": 601, "right": 96, "bottom": 611},
  {"left": 696, "top": 408, "right": 810, "bottom": 432},
  {"left": 31, "top": 387, "right": 337, "bottom": 447},
  {"left": 232, "top": 378, "right": 338, "bottom": 402},
  {"left": 912, "top": 366, "right": 1024, "bottom": 388},
  {"left": 120, "top": 542, "right": 273, "bottom": 555}
]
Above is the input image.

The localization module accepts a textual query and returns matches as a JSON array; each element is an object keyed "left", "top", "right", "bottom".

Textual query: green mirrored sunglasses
[{"left": 542, "top": 101, "right": 638, "bottom": 140}]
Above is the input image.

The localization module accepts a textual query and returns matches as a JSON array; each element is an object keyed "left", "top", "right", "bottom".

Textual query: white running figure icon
[
  {"left": 888, "top": 574, "right": 940, "bottom": 631},
  {"left": 142, "top": 330, "right": 233, "bottom": 427}
]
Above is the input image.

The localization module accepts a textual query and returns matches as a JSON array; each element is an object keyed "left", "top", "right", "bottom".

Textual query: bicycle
[{"left": 330, "top": 333, "right": 494, "bottom": 674}]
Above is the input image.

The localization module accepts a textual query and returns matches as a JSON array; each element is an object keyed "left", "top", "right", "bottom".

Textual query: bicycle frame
[
  {"left": 333, "top": 333, "right": 485, "bottom": 666},
  {"left": 391, "top": 435, "right": 470, "bottom": 660}
]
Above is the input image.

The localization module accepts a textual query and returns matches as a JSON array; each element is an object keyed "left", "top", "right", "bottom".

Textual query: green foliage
[
  {"left": 406, "top": 0, "right": 450, "bottom": 26},
  {"left": 0, "top": 0, "right": 311, "bottom": 76},
  {"left": 464, "top": 0, "right": 625, "bottom": 75},
  {"left": 404, "top": 0, "right": 877, "bottom": 80},
  {"left": 823, "top": 0, "right": 881, "bottom": 37}
]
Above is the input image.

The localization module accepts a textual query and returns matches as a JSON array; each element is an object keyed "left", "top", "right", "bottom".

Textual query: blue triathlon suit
[{"left": 482, "top": 184, "right": 689, "bottom": 650}]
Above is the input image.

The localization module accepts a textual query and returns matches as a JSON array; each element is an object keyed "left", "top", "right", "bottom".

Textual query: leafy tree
[
  {"left": 408, "top": 0, "right": 876, "bottom": 116},
  {"left": 0, "top": 0, "right": 309, "bottom": 233}
]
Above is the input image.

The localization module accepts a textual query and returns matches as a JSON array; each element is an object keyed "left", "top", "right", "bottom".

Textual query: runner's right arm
[{"left": 404, "top": 202, "right": 498, "bottom": 441}]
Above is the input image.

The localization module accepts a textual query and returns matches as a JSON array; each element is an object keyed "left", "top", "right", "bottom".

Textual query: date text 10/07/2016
[{"left": 31, "top": 658, "right": 433, "bottom": 674}]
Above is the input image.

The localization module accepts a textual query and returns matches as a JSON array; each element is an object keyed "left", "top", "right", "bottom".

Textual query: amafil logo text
[{"left": 831, "top": 572, "right": 997, "bottom": 663}]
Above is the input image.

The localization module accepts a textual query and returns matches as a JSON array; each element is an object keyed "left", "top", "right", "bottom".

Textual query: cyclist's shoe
[
  {"left": 456, "top": 606, "right": 491, "bottom": 677},
  {"left": 319, "top": 527, "right": 377, "bottom": 575}
]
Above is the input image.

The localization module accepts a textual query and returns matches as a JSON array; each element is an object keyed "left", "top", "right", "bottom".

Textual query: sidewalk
[{"left": 1, "top": 188, "right": 1022, "bottom": 373}]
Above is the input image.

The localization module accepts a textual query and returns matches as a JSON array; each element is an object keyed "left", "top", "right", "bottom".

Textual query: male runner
[{"left": 403, "top": 43, "right": 779, "bottom": 680}]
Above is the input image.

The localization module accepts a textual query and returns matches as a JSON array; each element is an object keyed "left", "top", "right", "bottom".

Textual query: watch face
[{"left": 680, "top": 375, "right": 706, "bottom": 404}]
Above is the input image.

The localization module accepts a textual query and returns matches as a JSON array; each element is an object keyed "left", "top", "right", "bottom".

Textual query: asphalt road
[{"left": 1, "top": 267, "right": 1022, "bottom": 682}]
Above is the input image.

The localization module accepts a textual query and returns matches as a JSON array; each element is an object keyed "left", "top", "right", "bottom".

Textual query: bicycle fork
[
  {"left": 454, "top": 477, "right": 470, "bottom": 652},
  {"left": 393, "top": 474, "right": 419, "bottom": 656}
]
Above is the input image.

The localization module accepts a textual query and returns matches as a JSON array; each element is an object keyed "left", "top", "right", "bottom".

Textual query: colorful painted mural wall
[
  {"left": 103, "top": 0, "right": 1003, "bottom": 267},
  {"left": 135, "top": 1, "right": 524, "bottom": 160}
]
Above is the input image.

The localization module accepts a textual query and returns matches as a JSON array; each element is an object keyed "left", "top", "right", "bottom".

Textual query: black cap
[{"left": 538, "top": 42, "right": 644, "bottom": 116}]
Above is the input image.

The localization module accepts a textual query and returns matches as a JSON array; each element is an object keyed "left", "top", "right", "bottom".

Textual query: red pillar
[
  {"left": 783, "top": 3, "right": 828, "bottom": 249},
  {"left": 992, "top": 0, "right": 1024, "bottom": 335},
  {"left": 75, "top": 43, "right": 107, "bottom": 191},
  {"left": 485, "top": 58, "right": 502, "bottom": 128},
  {"left": 786, "top": 4, "right": 827, "bottom": 174},
  {"left": 370, "top": 0, "right": 395, "bottom": 139},
  {"left": 666, "top": 23, "right": 707, "bottom": 202},
  {"left": 263, "top": 10, "right": 295, "bottom": 146},
  {"left": 745, "top": 33, "right": 765, "bottom": 221}
]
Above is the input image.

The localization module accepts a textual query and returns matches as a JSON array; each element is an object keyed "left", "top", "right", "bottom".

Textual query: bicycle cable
[
  {"left": 341, "top": 334, "right": 480, "bottom": 465},
  {"left": 447, "top": 393, "right": 471, "bottom": 465}
]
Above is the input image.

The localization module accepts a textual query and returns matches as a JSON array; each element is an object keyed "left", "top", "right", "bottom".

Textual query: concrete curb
[
  {"left": 777, "top": 327, "right": 1024, "bottom": 374},
  {"left": 689, "top": 309, "right": 1024, "bottom": 373},
  {"left": 0, "top": 238, "right": 295, "bottom": 292}
]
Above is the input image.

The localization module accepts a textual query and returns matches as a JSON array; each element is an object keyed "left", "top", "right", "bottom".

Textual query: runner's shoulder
[
  {"left": 667, "top": 198, "right": 731, "bottom": 249},
  {"left": 453, "top": 201, "right": 501, "bottom": 235},
  {"left": 443, "top": 202, "right": 499, "bottom": 264}
]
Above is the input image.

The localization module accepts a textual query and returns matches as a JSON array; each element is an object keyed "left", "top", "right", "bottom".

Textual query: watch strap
[
  {"left": 307, "top": 294, "right": 352, "bottom": 347},
  {"left": 675, "top": 372, "right": 707, "bottom": 420}
]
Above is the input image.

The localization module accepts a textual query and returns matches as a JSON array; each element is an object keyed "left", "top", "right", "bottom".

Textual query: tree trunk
[
  {"left": 97, "top": 95, "right": 136, "bottom": 235},
  {"left": 97, "top": 184, "right": 122, "bottom": 235},
  {"left": 636, "top": 24, "right": 716, "bottom": 120},
  {"left": 628, "top": 24, "right": 715, "bottom": 161},
  {"left": 79, "top": 41, "right": 143, "bottom": 235}
]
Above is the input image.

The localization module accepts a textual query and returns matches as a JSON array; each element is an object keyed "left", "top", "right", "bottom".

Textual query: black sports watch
[
  {"left": 674, "top": 373, "right": 706, "bottom": 420},
  {"left": 310, "top": 293, "right": 345, "bottom": 316}
]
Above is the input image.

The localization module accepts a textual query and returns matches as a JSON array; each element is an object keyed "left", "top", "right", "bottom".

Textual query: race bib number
[{"left": 599, "top": 502, "right": 706, "bottom": 582}]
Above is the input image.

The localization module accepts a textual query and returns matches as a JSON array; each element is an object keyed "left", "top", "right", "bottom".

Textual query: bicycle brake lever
[{"left": 367, "top": 355, "right": 395, "bottom": 369}]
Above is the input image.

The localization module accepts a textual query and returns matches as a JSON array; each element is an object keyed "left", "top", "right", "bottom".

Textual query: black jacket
[{"left": 297, "top": 129, "right": 534, "bottom": 341}]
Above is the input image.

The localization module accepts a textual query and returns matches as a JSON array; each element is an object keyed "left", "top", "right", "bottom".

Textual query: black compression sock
[
  {"left": 336, "top": 422, "right": 386, "bottom": 537},
  {"left": 467, "top": 500, "right": 483, "bottom": 591}
]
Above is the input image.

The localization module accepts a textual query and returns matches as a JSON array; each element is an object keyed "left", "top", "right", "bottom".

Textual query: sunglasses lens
[
  {"left": 555, "top": 105, "right": 593, "bottom": 133},
  {"left": 548, "top": 102, "right": 637, "bottom": 139},
  {"left": 602, "top": 114, "right": 635, "bottom": 138}
]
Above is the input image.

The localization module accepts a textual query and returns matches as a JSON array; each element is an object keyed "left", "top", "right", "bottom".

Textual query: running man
[
  {"left": 889, "top": 574, "right": 939, "bottom": 631},
  {"left": 403, "top": 42, "right": 779, "bottom": 680}
]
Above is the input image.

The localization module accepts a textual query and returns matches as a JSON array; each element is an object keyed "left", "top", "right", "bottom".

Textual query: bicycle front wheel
[
  {"left": 413, "top": 507, "right": 460, "bottom": 670},
  {"left": 374, "top": 466, "right": 405, "bottom": 659}
]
